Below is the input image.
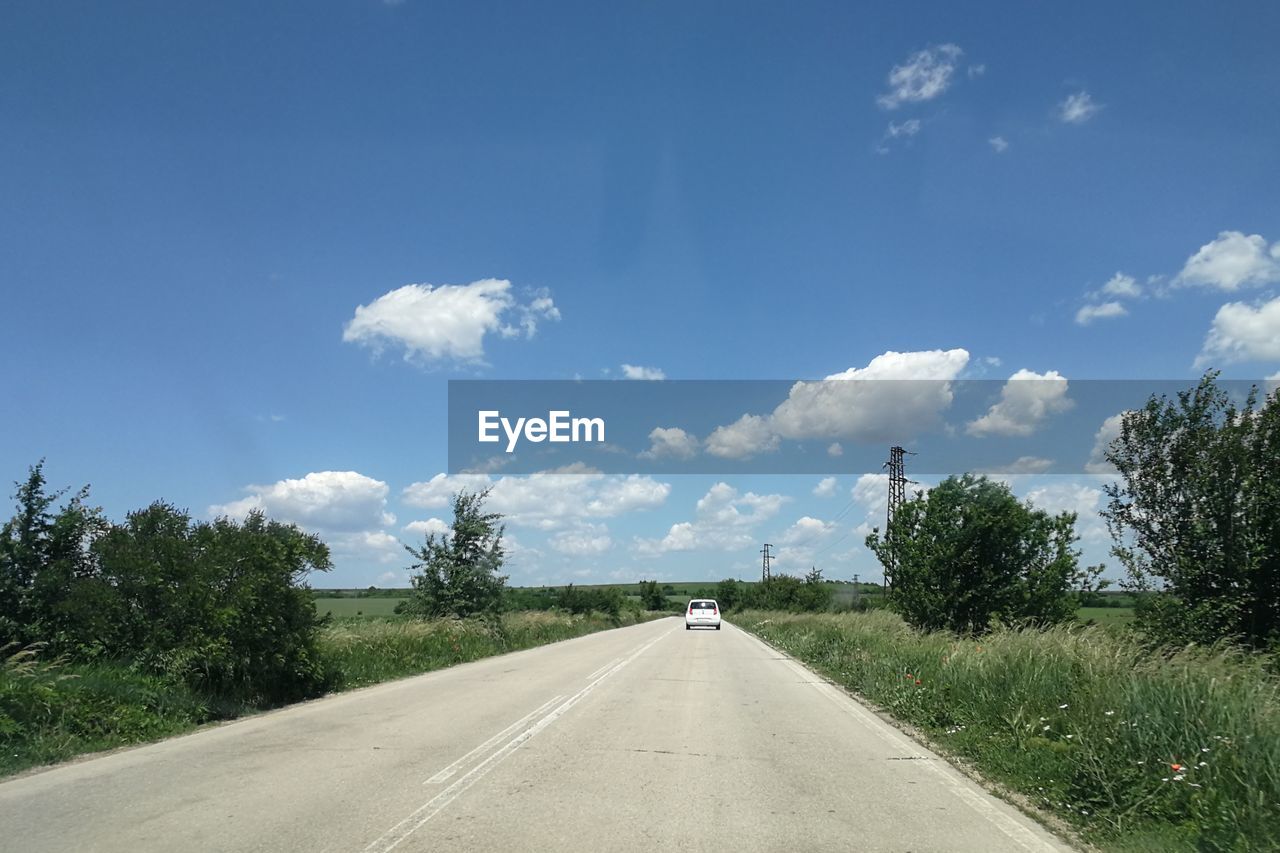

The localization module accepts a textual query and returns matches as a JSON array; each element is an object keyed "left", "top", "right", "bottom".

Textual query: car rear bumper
[{"left": 685, "top": 616, "right": 721, "bottom": 627}]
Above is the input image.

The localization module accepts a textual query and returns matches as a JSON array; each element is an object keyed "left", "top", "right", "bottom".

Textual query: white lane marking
[
  {"left": 424, "top": 695, "right": 564, "bottom": 784},
  {"left": 735, "top": 626, "right": 1067, "bottom": 853},
  {"left": 585, "top": 658, "right": 621, "bottom": 681},
  {"left": 364, "top": 626, "right": 675, "bottom": 853}
]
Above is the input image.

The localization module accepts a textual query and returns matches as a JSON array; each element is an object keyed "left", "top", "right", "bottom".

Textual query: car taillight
[
  {"left": 713, "top": 606, "right": 718, "bottom": 614},
  {"left": 688, "top": 606, "right": 693, "bottom": 614}
]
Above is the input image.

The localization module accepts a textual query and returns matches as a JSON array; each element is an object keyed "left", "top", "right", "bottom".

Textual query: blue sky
[{"left": 4, "top": 1, "right": 1279, "bottom": 587}]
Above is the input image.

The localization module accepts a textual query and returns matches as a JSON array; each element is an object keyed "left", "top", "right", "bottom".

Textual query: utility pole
[
  {"left": 882, "top": 445, "right": 914, "bottom": 590},
  {"left": 760, "top": 543, "right": 773, "bottom": 582}
]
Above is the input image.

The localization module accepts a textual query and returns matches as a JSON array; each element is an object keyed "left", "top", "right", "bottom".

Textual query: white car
[{"left": 685, "top": 599, "right": 721, "bottom": 630}]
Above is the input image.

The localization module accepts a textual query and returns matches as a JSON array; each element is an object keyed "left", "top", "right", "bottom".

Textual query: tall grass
[
  {"left": 320, "top": 610, "right": 660, "bottom": 689},
  {"left": 1, "top": 642, "right": 215, "bottom": 777},
  {"left": 735, "top": 610, "right": 1280, "bottom": 852}
]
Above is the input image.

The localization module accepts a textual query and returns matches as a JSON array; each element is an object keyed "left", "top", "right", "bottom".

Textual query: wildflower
[
  {"left": 1043, "top": 725, "right": 1051, "bottom": 731},
  {"left": 1058, "top": 703, "right": 1069, "bottom": 709},
  {"left": 1173, "top": 774, "right": 1185, "bottom": 781},
  {"left": 914, "top": 679, "right": 922, "bottom": 685},
  {"left": 1198, "top": 761, "right": 1208, "bottom": 768},
  {"left": 1189, "top": 783, "right": 1202, "bottom": 788},
  {"left": 1170, "top": 763, "right": 1183, "bottom": 772},
  {"left": 1201, "top": 747, "right": 1210, "bottom": 753},
  {"left": 1065, "top": 734, "right": 1075, "bottom": 740},
  {"left": 1104, "top": 710, "right": 1114, "bottom": 716}
]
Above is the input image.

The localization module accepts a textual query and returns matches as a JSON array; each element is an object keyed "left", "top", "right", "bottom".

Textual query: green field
[
  {"left": 314, "top": 597, "right": 407, "bottom": 617},
  {"left": 1076, "top": 606, "right": 1136, "bottom": 627}
]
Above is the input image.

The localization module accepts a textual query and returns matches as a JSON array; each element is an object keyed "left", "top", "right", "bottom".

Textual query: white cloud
[
  {"left": 1075, "top": 301, "right": 1128, "bottom": 325},
  {"left": 705, "top": 414, "right": 780, "bottom": 459},
  {"left": 640, "top": 427, "right": 700, "bottom": 460},
  {"left": 621, "top": 364, "right": 666, "bottom": 380},
  {"left": 342, "top": 279, "right": 559, "bottom": 364},
  {"left": 635, "top": 483, "right": 788, "bottom": 555},
  {"left": 1195, "top": 295, "right": 1280, "bottom": 367},
  {"left": 404, "top": 517, "right": 449, "bottom": 537},
  {"left": 982, "top": 456, "right": 1055, "bottom": 475},
  {"left": 813, "top": 477, "right": 837, "bottom": 497},
  {"left": 851, "top": 473, "right": 890, "bottom": 520},
  {"left": 402, "top": 469, "right": 670, "bottom": 531},
  {"left": 1175, "top": 231, "right": 1280, "bottom": 292},
  {"left": 1085, "top": 413, "right": 1127, "bottom": 475},
  {"left": 779, "top": 516, "right": 836, "bottom": 545},
  {"left": 703, "top": 349, "right": 970, "bottom": 459},
  {"left": 1100, "top": 272, "right": 1142, "bottom": 299},
  {"left": 1024, "top": 482, "right": 1108, "bottom": 542},
  {"left": 1059, "top": 91, "right": 1101, "bottom": 123},
  {"left": 886, "top": 119, "right": 921, "bottom": 138},
  {"left": 968, "top": 64, "right": 986, "bottom": 78},
  {"left": 988, "top": 136, "right": 1009, "bottom": 153},
  {"left": 966, "top": 369, "right": 1074, "bottom": 437},
  {"left": 209, "top": 471, "right": 394, "bottom": 532},
  {"left": 549, "top": 523, "right": 612, "bottom": 556},
  {"left": 878, "top": 44, "right": 963, "bottom": 109},
  {"left": 827, "top": 442, "right": 844, "bottom": 457}
]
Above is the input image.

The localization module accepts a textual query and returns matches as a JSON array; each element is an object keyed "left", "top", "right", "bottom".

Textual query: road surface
[{"left": 0, "top": 617, "right": 1072, "bottom": 852}]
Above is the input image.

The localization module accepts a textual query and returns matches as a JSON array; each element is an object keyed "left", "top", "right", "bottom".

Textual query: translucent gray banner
[{"left": 447, "top": 379, "right": 1274, "bottom": 475}]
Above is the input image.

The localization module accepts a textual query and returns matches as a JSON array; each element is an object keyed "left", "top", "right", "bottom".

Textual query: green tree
[
  {"left": 637, "top": 579, "right": 666, "bottom": 610},
  {"left": 867, "top": 474, "right": 1084, "bottom": 634},
  {"left": 1101, "top": 374, "right": 1280, "bottom": 649},
  {"left": 401, "top": 489, "right": 508, "bottom": 618},
  {"left": 715, "top": 578, "right": 741, "bottom": 611},
  {"left": 0, "top": 462, "right": 110, "bottom": 647}
]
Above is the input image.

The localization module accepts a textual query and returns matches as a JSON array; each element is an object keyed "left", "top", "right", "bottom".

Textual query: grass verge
[
  {"left": 733, "top": 609, "right": 1280, "bottom": 853},
  {"left": 1, "top": 610, "right": 663, "bottom": 778}
]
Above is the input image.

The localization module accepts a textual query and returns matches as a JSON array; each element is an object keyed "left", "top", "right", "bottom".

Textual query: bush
[
  {"left": 867, "top": 474, "right": 1085, "bottom": 634},
  {"left": 401, "top": 490, "right": 507, "bottom": 619}
]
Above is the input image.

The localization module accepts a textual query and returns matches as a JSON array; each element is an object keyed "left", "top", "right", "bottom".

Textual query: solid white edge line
[
  {"left": 424, "top": 694, "right": 565, "bottom": 784},
  {"left": 363, "top": 625, "right": 675, "bottom": 853}
]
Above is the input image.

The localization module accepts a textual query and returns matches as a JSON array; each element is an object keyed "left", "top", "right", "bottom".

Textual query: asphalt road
[{"left": 0, "top": 617, "right": 1072, "bottom": 852}]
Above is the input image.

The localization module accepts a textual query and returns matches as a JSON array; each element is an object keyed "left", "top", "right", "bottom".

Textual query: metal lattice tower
[
  {"left": 760, "top": 543, "right": 773, "bottom": 582},
  {"left": 883, "top": 446, "right": 911, "bottom": 589}
]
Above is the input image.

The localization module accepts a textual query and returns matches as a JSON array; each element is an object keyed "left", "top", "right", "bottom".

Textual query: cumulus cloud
[
  {"left": 640, "top": 427, "right": 700, "bottom": 460},
  {"left": 1024, "top": 482, "right": 1107, "bottom": 542},
  {"left": 966, "top": 370, "right": 1074, "bottom": 437},
  {"left": 621, "top": 364, "right": 666, "bottom": 380},
  {"left": 1059, "top": 91, "right": 1100, "bottom": 123},
  {"left": 878, "top": 44, "right": 964, "bottom": 109},
  {"left": 342, "top": 279, "right": 559, "bottom": 364},
  {"left": 549, "top": 523, "right": 612, "bottom": 556},
  {"left": 813, "top": 477, "right": 837, "bottom": 497},
  {"left": 988, "top": 136, "right": 1009, "bottom": 153},
  {"left": 704, "top": 349, "right": 970, "bottom": 459},
  {"left": 1175, "top": 231, "right": 1280, "bottom": 291},
  {"left": 402, "top": 468, "right": 670, "bottom": 531},
  {"left": 705, "top": 414, "right": 780, "bottom": 459},
  {"left": 1085, "top": 413, "right": 1127, "bottom": 475},
  {"left": 404, "top": 517, "right": 450, "bottom": 538},
  {"left": 981, "top": 456, "right": 1055, "bottom": 475},
  {"left": 209, "top": 471, "right": 394, "bottom": 532},
  {"left": 1100, "top": 273, "right": 1142, "bottom": 299},
  {"left": 1075, "top": 302, "right": 1128, "bottom": 325},
  {"left": 635, "top": 483, "right": 788, "bottom": 555},
  {"left": 827, "top": 442, "right": 844, "bottom": 457},
  {"left": 1195, "top": 295, "right": 1280, "bottom": 367}
]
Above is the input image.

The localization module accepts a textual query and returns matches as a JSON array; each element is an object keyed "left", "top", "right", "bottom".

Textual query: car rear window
[{"left": 691, "top": 600, "right": 715, "bottom": 609}]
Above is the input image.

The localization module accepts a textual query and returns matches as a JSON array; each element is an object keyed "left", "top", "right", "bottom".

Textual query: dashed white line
[
  {"left": 424, "top": 694, "right": 564, "bottom": 785},
  {"left": 363, "top": 626, "right": 675, "bottom": 853},
  {"left": 585, "top": 658, "right": 620, "bottom": 681}
]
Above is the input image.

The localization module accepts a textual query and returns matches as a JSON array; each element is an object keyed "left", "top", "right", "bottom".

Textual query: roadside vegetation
[
  {"left": 0, "top": 476, "right": 660, "bottom": 777},
  {"left": 735, "top": 609, "right": 1280, "bottom": 852}
]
